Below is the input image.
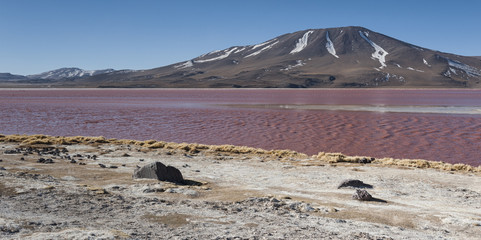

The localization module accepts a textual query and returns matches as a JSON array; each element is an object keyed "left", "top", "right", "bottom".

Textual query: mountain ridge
[{"left": 1, "top": 26, "right": 480, "bottom": 88}]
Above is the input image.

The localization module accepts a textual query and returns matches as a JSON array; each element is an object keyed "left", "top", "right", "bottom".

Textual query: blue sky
[{"left": 1, "top": 0, "right": 480, "bottom": 75}]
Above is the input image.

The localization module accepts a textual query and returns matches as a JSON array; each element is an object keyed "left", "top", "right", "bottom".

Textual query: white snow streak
[
  {"left": 234, "top": 47, "right": 246, "bottom": 53},
  {"left": 290, "top": 30, "right": 314, "bottom": 54},
  {"left": 244, "top": 41, "right": 279, "bottom": 58},
  {"left": 195, "top": 47, "right": 238, "bottom": 63},
  {"left": 407, "top": 67, "right": 424, "bottom": 73},
  {"left": 325, "top": 31, "right": 339, "bottom": 58},
  {"left": 423, "top": 58, "right": 431, "bottom": 67},
  {"left": 174, "top": 60, "right": 193, "bottom": 69},
  {"left": 251, "top": 39, "right": 276, "bottom": 50},
  {"left": 359, "top": 31, "right": 389, "bottom": 69}
]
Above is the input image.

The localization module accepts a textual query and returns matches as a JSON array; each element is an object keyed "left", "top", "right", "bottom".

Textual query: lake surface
[{"left": 1, "top": 89, "right": 480, "bottom": 166}]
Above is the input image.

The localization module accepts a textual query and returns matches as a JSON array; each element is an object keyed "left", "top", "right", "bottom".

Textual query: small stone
[
  {"left": 110, "top": 165, "right": 118, "bottom": 169},
  {"left": 0, "top": 167, "right": 6, "bottom": 170},
  {"left": 183, "top": 189, "right": 199, "bottom": 197},
  {"left": 98, "top": 163, "right": 106, "bottom": 168},
  {"left": 70, "top": 160, "right": 77, "bottom": 164},
  {"left": 352, "top": 189, "right": 373, "bottom": 201},
  {"left": 328, "top": 207, "right": 338, "bottom": 213}
]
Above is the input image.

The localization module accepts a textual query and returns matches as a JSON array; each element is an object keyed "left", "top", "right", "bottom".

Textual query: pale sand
[{"left": 1, "top": 138, "right": 480, "bottom": 239}]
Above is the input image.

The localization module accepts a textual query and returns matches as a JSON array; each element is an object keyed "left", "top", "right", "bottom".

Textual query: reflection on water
[
  {"left": 0, "top": 89, "right": 480, "bottom": 166},
  {"left": 224, "top": 104, "right": 481, "bottom": 115}
]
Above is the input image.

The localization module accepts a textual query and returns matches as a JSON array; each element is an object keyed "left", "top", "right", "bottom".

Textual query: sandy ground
[{"left": 1, "top": 141, "right": 480, "bottom": 239}]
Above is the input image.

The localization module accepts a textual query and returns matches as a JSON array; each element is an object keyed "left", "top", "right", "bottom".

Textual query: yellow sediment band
[{"left": 1, "top": 134, "right": 479, "bottom": 173}]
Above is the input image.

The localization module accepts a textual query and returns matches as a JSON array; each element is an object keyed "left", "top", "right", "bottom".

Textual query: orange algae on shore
[{"left": 1, "top": 134, "right": 480, "bottom": 173}]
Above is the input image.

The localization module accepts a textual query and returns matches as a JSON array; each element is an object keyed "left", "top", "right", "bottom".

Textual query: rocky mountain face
[{"left": 2, "top": 26, "right": 481, "bottom": 88}]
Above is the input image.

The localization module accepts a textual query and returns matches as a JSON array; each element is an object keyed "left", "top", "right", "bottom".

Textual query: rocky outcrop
[{"left": 133, "top": 162, "right": 184, "bottom": 183}]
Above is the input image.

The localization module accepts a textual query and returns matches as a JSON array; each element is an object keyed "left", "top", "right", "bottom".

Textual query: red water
[{"left": 1, "top": 89, "right": 480, "bottom": 166}]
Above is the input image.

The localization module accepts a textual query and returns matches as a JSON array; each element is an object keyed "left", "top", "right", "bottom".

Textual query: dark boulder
[
  {"left": 352, "top": 189, "right": 373, "bottom": 201},
  {"left": 338, "top": 179, "right": 373, "bottom": 189},
  {"left": 133, "top": 162, "right": 184, "bottom": 183}
]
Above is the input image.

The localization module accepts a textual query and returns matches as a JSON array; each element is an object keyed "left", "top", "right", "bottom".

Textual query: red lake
[{"left": 1, "top": 89, "right": 480, "bottom": 166}]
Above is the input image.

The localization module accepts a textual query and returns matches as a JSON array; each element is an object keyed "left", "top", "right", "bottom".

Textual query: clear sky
[{"left": 1, "top": 0, "right": 480, "bottom": 75}]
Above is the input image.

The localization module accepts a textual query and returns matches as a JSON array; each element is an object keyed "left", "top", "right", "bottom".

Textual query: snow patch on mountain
[
  {"left": 174, "top": 60, "right": 194, "bottom": 69},
  {"left": 423, "top": 58, "right": 431, "bottom": 67},
  {"left": 407, "top": 67, "right": 424, "bottom": 73},
  {"left": 359, "top": 31, "right": 389, "bottom": 69},
  {"left": 27, "top": 68, "right": 114, "bottom": 80},
  {"left": 195, "top": 47, "right": 238, "bottom": 63},
  {"left": 281, "top": 60, "right": 305, "bottom": 71},
  {"left": 251, "top": 39, "right": 277, "bottom": 50},
  {"left": 290, "top": 30, "right": 314, "bottom": 54},
  {"left": 325, "top": 31, "right": 339, "bottom": 58},
  {"left": 245, "top": 41, "right": 279, "bottom": 58},
  {"left": 234, "top": 47, "right": 246, "bottom": 53},
  {"left": 447, "top": 59, "right": 481, "bottom": 77}
]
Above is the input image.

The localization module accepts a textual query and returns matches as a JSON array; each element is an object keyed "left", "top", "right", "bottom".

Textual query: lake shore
[{"left": 1, "top": 134, "right": 481, "bottom": 239}]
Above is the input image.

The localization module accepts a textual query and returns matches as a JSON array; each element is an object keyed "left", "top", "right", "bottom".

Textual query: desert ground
[{"left": 1, "top": 135, "right": 480, "bottom": 239}]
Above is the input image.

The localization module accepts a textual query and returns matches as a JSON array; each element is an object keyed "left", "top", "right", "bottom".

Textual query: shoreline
[
  {"left": 1, "top": 133, "right": 481, "bottom": 239},
  {"left": 1, "top": 134, "right": 480, "bottom": 172}
]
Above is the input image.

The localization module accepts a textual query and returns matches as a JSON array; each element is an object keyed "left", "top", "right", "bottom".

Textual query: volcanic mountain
[{"left": 3, "top": 26, "right": 481, "bottom": 88}]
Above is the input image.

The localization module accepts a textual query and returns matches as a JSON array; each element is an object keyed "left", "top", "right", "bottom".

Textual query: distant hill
[{"left": 1, "top": 26, "right": 481, "bottom": 88}]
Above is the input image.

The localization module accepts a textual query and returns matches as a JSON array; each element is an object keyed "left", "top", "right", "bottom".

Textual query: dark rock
[
  {"left": 352, "top": 189, "right": 373, "bottom": 201},
  {"left": 110, "top": 165, "right": 118, "bottom": 169},
  {"left": 133, "top": 161, "right": 184, "bottom": 183},
  {"left": 37, "top": 158, "right": 45, "bottom": 163},
  {"left": 79, "top": 162, "right": 86, "bottom": 165},
  {"left": 70, "top": 160, "right": 77, "bottom": 164},
  {"left": 338, "top": 179, "right": 373, "bottom": 189},
  {"left": 358, "top": 157, "right": 374, "bottom": 164},
  {"left": 98, "top": 163, "right": 106, "bottom": 168},
  {"left": 0, "top": 167, "right": 6, "bottom": 170},
  {"left": 44, "top": 158, "right": 54, "bottom": 164},
  {"left": 20, "top": 157, "right": 25, "bottom": 161}
]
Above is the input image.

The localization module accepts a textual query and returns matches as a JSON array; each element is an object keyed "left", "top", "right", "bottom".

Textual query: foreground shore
[{"left": 1, "top": 134, "right": 480, "bottom": 239}]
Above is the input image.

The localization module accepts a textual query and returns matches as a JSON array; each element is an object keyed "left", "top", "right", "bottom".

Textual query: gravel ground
[{"left": 1, "top": 142, "right": 480, "bottom": 239}]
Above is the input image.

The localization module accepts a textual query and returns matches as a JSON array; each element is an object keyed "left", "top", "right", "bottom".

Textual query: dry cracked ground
[{"left": 1, "top": 142, "right": 481, "bottom": 239}]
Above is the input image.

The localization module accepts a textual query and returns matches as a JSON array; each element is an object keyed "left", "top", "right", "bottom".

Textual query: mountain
[
  {"left": 0, "top": 68, "right": 117, "bottom": 87},
  {"left": 2, "top": 26, "right": 481, "bottom": 88},
  {"left": 26, "top": 68, "right": 115, "bottom": 80},
  {"left": 0, "top": 73, "right": 27, "bottom": 81}
]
